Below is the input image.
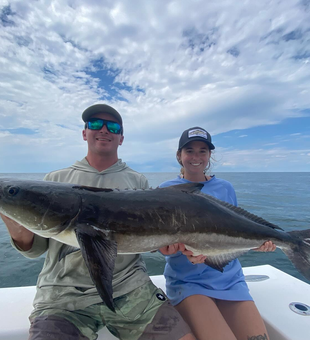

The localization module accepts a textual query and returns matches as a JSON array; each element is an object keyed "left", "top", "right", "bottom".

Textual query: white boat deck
[{"left": 0, "top": 265, "right": 309, "bottom": 340}]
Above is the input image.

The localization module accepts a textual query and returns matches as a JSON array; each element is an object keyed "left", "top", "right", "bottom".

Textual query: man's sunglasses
[{"left": 86, "top": 119, "right": 122, "bottom": 134}]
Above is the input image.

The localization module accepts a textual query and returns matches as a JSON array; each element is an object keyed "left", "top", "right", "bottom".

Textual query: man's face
[{"left": 82, "top": 113, "right": 124, "bottom": 156}]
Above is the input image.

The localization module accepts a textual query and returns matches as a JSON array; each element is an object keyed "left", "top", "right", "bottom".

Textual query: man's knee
[{"left": 29, "top": 315, "right": 89, "bottom": 340}]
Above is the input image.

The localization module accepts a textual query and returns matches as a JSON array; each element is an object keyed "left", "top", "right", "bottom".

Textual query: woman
[{"left": 159, "top": 127, "right": 276, "bottom": 340}]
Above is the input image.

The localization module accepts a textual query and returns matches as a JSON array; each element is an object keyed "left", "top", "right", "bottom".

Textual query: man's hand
[
  {"left": 0, "top": 213, "right": 22, "bottom": 230},
  {"left": 0, "top": 213, "right": 34, "bottom": 251},
  {"left": 159, "top": 243, "right": 207, "bottom": 264},
  {"left": 253, "top": 240, "right": 276, "bottom": 252}
]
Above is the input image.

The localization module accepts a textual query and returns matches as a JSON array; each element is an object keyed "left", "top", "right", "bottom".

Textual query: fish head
[{"left": 0, "top": 178, "right": 81, "bottom": 237}]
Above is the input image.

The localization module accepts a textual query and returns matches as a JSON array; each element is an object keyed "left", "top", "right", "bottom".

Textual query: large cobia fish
[{"left": 0, "top": 178, "right": 310, "bottom": 311}]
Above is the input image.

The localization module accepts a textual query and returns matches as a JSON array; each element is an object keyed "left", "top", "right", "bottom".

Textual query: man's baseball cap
[
  {"left": 82, "top": 104, "right": 123, "bottom": 125},
  {"left": 178, "top": 127, "right": 215, "bottom": 150}
]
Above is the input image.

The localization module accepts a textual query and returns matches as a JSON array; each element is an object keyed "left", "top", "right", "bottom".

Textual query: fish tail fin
[{"left": 283, "top": 229, "right": 310, "bottom": 282}]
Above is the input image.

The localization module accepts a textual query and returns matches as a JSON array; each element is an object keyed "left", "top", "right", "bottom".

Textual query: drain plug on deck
[{"left": 289, "top": 302, "right": 310, "bottom": 316}]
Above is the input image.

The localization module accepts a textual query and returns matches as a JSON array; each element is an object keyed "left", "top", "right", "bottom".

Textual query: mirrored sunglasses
[{"left": 87, "top": 119, "right": 122, "bottom": 134}]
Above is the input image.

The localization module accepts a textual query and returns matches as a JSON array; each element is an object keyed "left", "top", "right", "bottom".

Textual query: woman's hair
[{"left": 176, "top": 148, "right": 214, "bottom": 176}]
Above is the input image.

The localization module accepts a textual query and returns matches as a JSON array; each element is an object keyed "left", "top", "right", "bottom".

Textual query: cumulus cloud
[
  {"left": 212, "top": 147, "right": 310, "bottom": 172},
  {"left": 0, "top": 0, "right": 310, "bottom": 172}
]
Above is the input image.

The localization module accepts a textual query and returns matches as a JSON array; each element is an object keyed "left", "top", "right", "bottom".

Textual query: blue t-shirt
[{"left": 159, "top": 175, "right": 252, "bottom": 305}]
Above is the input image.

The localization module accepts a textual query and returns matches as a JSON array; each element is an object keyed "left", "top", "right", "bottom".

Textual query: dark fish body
[{"left": 0, "top": 178, "right": 310, "bottom": 312}]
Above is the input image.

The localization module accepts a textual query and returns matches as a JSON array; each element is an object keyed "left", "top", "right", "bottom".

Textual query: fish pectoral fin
[
  {"left": 75, "top": 226, "right": 117, "bottom": 312},
  {"left": 58, "top": 244, "right": 80, "bottom": 261}
]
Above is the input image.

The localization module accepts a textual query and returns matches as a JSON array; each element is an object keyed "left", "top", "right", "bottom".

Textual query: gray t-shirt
[{"left": 11, "top": 158, "right": 151, "bottom": 312}]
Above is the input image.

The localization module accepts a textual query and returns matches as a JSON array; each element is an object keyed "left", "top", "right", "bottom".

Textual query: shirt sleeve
[
  {"left": 158, "top": 249, "right": 183, "bottom": 258},
  {"left": 140, "top": 175, "right": 150, "bottom": 189},
  {"left": 228, "top": 184, "right": 238, "bottom": 206},
  {"left": 10, "top": 234, "right": 49, "bottom": 259}
]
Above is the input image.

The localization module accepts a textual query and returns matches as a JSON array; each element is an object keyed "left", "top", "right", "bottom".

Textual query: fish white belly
[
  {"left": 52, "top": 229, "right": 80, "bottom": 247},
  {"left": 116, "top": 232, "right": 268, "bottom": 256},
  {"left": 116, "top": 234, "right": 178, "bottom": 253},
  {"left": 179, "top": 233, "right": 266, "bottom": 256}
]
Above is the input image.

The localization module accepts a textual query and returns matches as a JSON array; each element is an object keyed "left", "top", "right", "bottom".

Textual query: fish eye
[{"left": 7, "top": 186, "right": 19, "bottom": 196}]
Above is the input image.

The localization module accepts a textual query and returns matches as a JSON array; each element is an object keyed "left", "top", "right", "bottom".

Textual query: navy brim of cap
[
  {"left": 179, "top": 137, "right": 215, "bottom": 150},
  {"left": 82, "top": 104, "right": 123, "bottom": 125}
]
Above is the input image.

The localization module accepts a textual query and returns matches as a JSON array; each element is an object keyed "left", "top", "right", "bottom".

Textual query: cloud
[
  {"left": 211, "top": 147, "right": 310, "bottom": 172},
  {"left": 0, "top": 0, "right": 310, "bottom": 172}
]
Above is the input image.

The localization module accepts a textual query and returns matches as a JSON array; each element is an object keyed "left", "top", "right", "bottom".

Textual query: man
[{"left": 0, "top": 104, "right": 195, "bottom": 340}]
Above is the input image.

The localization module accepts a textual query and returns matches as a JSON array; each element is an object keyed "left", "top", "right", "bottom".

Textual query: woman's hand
[
  {"left": 159, "top": 243, "right": 187, "bottom": 255},
  {"left": 159, "top": 242, "right": 207, "bottom": 264},
  {"left": 253, "top": 240, "right": 276, "bottom": 252},
  {"left": 183, "top": 249, "right": 207, "bottom": 264}
]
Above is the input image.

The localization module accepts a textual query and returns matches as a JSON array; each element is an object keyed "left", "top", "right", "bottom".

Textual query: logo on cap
[{"left": 188, "top": 129, "right": 208, "bottom": 140}]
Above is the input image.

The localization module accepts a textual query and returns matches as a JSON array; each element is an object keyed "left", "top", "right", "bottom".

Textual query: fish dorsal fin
[
  {"left": 197, "top": 192, "right": 283, "bottom": 231},
  {"left": 159, "top": 183, "right": 204, "bottom": 194},
  {"left": 72, "top": 185, "right": 114, "bottom": 193}
]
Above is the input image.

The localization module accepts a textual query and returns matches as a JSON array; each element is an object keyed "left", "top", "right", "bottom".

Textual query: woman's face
[{"left": 179, "top": 141, "right": 211, "bottom": 175}]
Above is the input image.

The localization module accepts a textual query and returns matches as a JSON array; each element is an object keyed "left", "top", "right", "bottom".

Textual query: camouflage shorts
[{"left": 29, "top": 281, "right": 191, "bottom": 340}]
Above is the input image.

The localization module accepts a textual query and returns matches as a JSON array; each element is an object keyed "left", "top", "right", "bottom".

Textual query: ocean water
[{"left": 0, "top": 172, "right": 310, "bottom": 288}]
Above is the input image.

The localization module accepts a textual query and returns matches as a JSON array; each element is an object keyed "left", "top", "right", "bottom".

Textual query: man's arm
[{"left": 0, "top": 213, "right": 34, "bottom": 251}]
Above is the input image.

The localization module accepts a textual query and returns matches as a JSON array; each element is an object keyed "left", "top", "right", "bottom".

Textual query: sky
[{"left": 0, "top": 0, "right": 310, "bottom": 173}]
